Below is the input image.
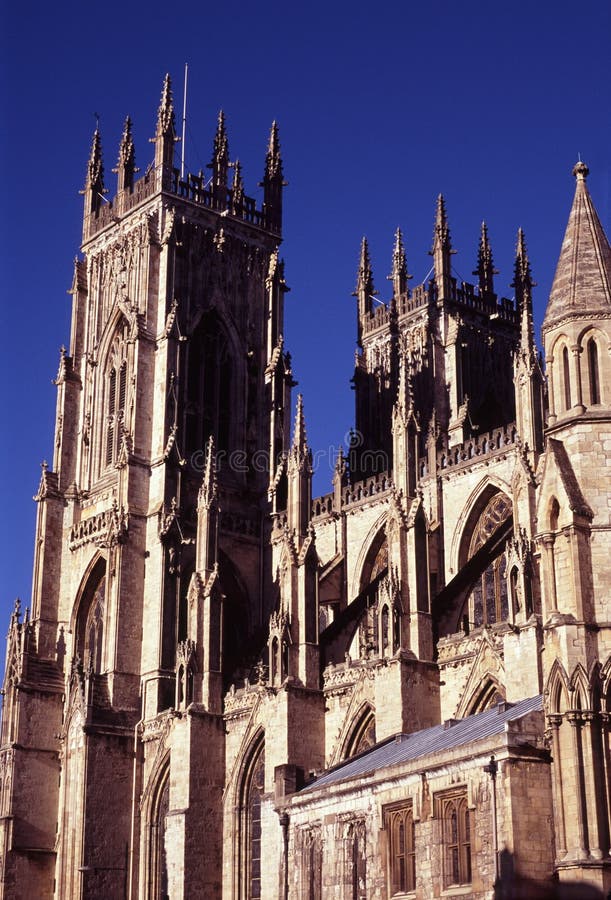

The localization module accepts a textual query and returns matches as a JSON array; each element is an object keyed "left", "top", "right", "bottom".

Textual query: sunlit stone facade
[{"left": 1, "top": 80, "right": 610, "bottom": 899}]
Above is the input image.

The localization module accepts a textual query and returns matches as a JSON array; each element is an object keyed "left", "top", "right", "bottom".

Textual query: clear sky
[{"left": 1, "top": 0, "right": 610, "bottom": 625}]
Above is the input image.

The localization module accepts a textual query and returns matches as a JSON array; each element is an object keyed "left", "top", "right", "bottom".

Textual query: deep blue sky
[{"left": 1, "top": 1, "right": 610, "bottom": 625}]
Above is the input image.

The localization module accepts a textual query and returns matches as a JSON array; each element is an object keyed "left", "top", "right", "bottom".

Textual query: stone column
[
  {"left": 582, "top": 712, "right": 604, "bottom": 859},
  {"left": 570, "top": 345, "right": 585, "bottom": 413},
  {"left": 540, "top": 534, "right": 558, "bottom": 616},
  {"left": 548, "top": 714, "right": 567, "bottom": 860},
  {"left": 601, "top": 713, "right": 611, "bottom": 857},
  {"left": 547, "top": 355, "right": 557, "bottom": 424},
  {"left": 566, "top": 712, "right": 588, "bottom": 859}
]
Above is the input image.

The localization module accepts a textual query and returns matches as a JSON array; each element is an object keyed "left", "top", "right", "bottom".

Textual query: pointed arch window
[
  {"left": 587, "top": 338, "right": 600, "bottom": 405},
  {"left": 103, "top": 323, "right": 129, "bottom": 469},
  {"left": 302, "top": 826, "right": 322, "bottom": 900},
  {"left": 462, "top": 492, "right": 511, "bottom": 628},
  {"left": 76, "top": 559, "right": 106, "bottom": 675},
  {"left": 440, "top": 793, "right": 471, "bottom": 887},
  {"left": 149, "top": 771, "right": 170, "bottom": 900},
  {"left": 385, "top": 802, "right": 416, "bottom": 895},
  {"left": 238, "top": 737, "right": 265, "bottom": 900},
  {"left": 344, "top": 708, "right": 376, "bottom": 760},
  {"left": 185, "top": 314, "right": 233, "bottom": 459}
]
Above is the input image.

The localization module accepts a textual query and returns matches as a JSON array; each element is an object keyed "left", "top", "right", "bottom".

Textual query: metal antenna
[{"left": 181, "top": 63, "right": 188, "bottom": 179}]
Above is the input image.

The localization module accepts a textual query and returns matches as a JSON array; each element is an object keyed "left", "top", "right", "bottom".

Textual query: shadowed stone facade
[{"left": 1, "top": 79, "right": 610, "bottom": 899}]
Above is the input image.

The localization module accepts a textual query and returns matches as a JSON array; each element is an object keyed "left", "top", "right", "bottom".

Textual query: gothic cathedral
[{"left": 1, "top": 76, "right": 610, "bottom": 899}]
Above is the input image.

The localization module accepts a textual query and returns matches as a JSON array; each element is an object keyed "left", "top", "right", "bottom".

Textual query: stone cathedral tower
[{"left": 1, "top": 77, "right": 610, "bottom": 900}]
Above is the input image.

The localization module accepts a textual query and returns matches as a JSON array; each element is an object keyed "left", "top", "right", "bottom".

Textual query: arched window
[
  {"left": 562, "top": 346, "right": 571, "bottom": 411},
  {"left": 238, "top": 737, "right": 265, "bottom": 900},
  {"left": 343, "top": 708, "right": 376, "bottom": 760},
  {"left": 415, "top": 514, "right": 429, "bottom": 612},
  {"left": 76, "top": 559, "right": 106, "bottom": 675},
  {"left": 103, "top": 320, "right": 129, "bottom": 470},
  {"left": 185, "top": 314, "right": 233, "bottom": 459},
  {"left": 465, "top": 679, "right": 505, "bottom": 715},
  {"left": 149, "top": 771, "right": 170, "bottom": 900},
  {"left": 441, "top": 794, "right": 471, "bottom": 886},
  {"left": 386, "top": 803, "right": 416, "bottom": 894},
  {"left": 346, "top": 820, "right": 367, "bottom": 900},
  {"left": 587, "top": 338, "right": 600, "bottom": 405},
  {"left": 549, "top": 497, "right": 560, "bottom": 532},
  {"left": 463, "top": 492, "right": 511, "bottom": 628},
  {"left": 302, "top": 827, "right": 322, "bottom": 900}
]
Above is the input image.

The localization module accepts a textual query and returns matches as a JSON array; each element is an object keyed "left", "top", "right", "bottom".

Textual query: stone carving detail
[{"left": 69, "top": 500, "right": 128, "bottom": 551}]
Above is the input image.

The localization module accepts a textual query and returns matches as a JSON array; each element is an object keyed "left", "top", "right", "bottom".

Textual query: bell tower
[{"left": 0, "top": 75, "right": 292, "bottom": 899}]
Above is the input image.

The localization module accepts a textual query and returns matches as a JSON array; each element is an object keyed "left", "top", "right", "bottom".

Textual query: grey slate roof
[{"left": 302, "top": 695, "right": 543, "bottom": 793}]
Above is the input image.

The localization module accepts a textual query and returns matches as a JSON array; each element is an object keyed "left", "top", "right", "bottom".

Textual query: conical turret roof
[{"left": 543, "top": 161, "right": 611, "bottom": 333}]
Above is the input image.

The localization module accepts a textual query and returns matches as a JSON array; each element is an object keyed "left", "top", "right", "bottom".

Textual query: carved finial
[
  {"left": 388, "top": 228, "right": 411, "bottom": 297},
  {"left": 292, "top": 394, "right": 308, "bottom": 455},
  {"left": 82, "top": 128, "right": 106, "bottom": 215},
  {"left": 152, "top": 74, "right": 177, "bottom": 172},
  {"left": 231, "top": 158, "right": 244, "bottom": 214},
  {"left": 473, "top": 221, "right": 498, "bottom": 295},
  {"left": 198, "top": 436, "right": 218, "bottom": 509},
  {"left": 355, "top": 237, "right": 375, "bottom": 298},
  {"left": 265, "top": 120, "right": 283, "bottom": 180},
  {"left": 432, "top": 194, "right": 452, "bottom": 254},
  {"left": 157, "top": 74, "right": 175, "bottom": 136},
  {"left": 430, "top": 194, "right": 455, "bottom": 296},
  {"left": 572, "top": 159, "right": 589, "bottom": 181},
  {"left": 114, "top": 116, "right": 138, "bottom": 192},
  {"left": 209, "top": 110, "right": 229, "bottom": 191},
  {"left": 87, "top": 129, "right": 104, "bottom": 189},
  {"left": 334, "top": 445, "right": 346, "bottom": 478}
]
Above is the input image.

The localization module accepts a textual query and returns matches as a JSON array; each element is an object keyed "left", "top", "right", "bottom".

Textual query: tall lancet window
[
  {"left": 76, "top": 559, "right": 106, "bottom": 675},
  {"left": 149, "top": 772, "right": 170, "bottom": 900},
  {"left": 587, "top": 338, "right": 600, "bottom": 405},
  {"left": 185, "top": 313, "right": 233, "bottom": 458},
  {"left": 103, "top": 322, "right": 129, "bottom": 469},
  {"left": 238, "top": 736, "right": 265, "bottom": 900}
]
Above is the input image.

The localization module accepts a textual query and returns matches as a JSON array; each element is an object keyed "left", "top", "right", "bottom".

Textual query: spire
[
  {"left": 473, "top": 221, "right": 498, "bottom": 296},
  {"left": 430, "top": 194, "right": 455, "bottom": 298},
  {"left": 512, "top": 228, "right": 537, "bottom": 356},
  {"left": 209, "top": 110, "right": 229, "bottom": 194},
  {"left": 261, "top": 121, "right": 285, "bottom": 232},
  {"left": 231, "top": 159, "right": 244, "bottom": 214},
  {"left": 544, "top": 161, "right": 611, "bottom": 334},
  {"left": 198, "top": 436, "right": 218, "bottom": 510},
  {"left": 388, "top": 228, "right": 411, "bottom": 298},
  {"left": 114, "top": 116, "right": 137, "bottom": 193},
  {"left": 152, "top": 74, "right": 177, "bottom": 171}
]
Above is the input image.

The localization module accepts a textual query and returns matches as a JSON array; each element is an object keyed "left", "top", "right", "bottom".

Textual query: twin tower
[{"left": 1, "top": 74, "right": 610, "bottom": 898}]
